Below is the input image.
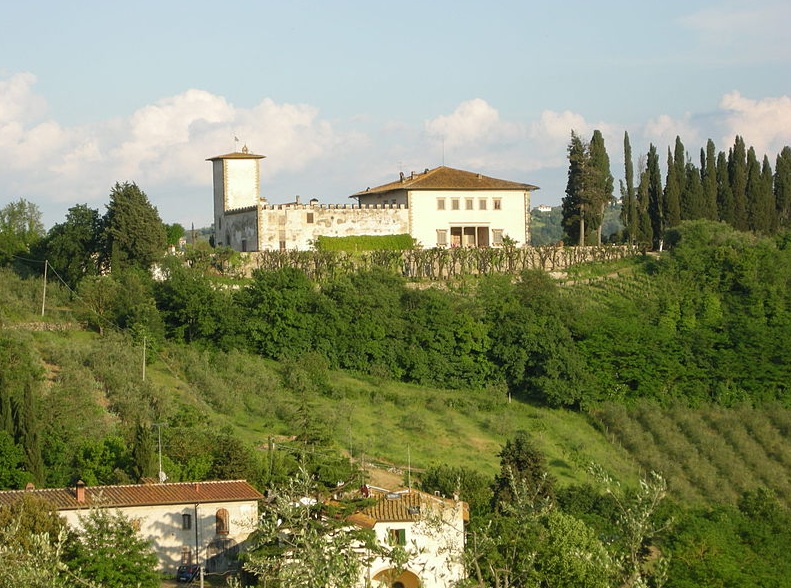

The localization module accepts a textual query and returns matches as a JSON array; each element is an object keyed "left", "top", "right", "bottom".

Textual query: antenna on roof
[{"left": 233, "top": 134, "right": 240, "bottom": 152}]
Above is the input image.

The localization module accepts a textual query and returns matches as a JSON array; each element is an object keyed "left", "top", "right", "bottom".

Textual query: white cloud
[
  {"left": 719, "top": 92, "right": 791, "bottom": 156},
  {"left": 642, "top": 113, "right": 701, "bottom": 152},
  {"left": 0, "top": 72, "right": 47, "bottom": 124},
  {"left": 425, "top": 98, "right": 520, "bottom": 148}
]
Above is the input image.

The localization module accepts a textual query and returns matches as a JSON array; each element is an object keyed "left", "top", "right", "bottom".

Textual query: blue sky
[{"left": 2, "top": 0, "right": 791, "bottom": 228}]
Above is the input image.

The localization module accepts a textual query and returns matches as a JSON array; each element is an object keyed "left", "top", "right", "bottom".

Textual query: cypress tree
[
  {"left": 562, "top": 131, "right": 589, "bottom": 245},
  {"left": 702, "top": 140, "right": 719, "bottom": 220},
  {"left": 746, "top": 148, "right": 774, "bottom": 233},
  {"left": 717, "top": 151, "right": 734, "bottom": 224},
  {"left": 636, "top": 157, "right": 653, "bottom": 247},
  {"left": 683, "top": 161, "right": 705, "bottom": 220},
  {"left": 775, "top": 146, "right": 791, "bottom": 229},
  {"left": 620, "top": 131, "right": 638, "bottom": 243},
  {"left": 647, "top": 145, "right": 664, "bottom": 249},
  {"left": 729, "top": 136, "right": 749, "bottom": 230},
  {"left": 588, "top": 130, "right": 614, "bottom": 245},
  {"left": 664, "top": 145, "right": 682, "bottom": 227}
]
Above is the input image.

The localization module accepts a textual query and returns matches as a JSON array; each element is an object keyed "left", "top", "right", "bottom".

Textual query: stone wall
[{"left": 257, "top": 203, "right": 410, "bottom": 251}]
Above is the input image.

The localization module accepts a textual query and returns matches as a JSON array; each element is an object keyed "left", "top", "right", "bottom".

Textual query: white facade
[
  {"left": 0, "top": 480, "right": 263, "bottom": 576},
  {"left": 208, "top": 151, "right": 538, "bottom": 252},
  {"left": 407, "top": 189, "right": 531, "bottom": 248},
  {"left": 61, "top": 497, "right": 259, "bottom": 574},
  {"left": 352, "top": 488, "right": 468, "bottom": 588}
]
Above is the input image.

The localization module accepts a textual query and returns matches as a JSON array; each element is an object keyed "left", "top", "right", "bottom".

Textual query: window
[
  {"left": 451, "top": 199, "right": 460, "bottom": 210},
  {"left": 389, "top": 528, "right": 406, "bottom": 546},
  {"left": 479, "top": 199, "right": 487, "bottom": 210},
  {"left": 182, "top": 513, "right": 192, "bottom": 530},
  {"left": 493, "top": 229, "right": 504, "bottom": 245},
  {"left": 493, "top": 198, "right": 502, "bottom": 210},
  {"left": 181, "top": 546, "right": 192, "bottom": 565},
  {"left": 437, "top": 198, "right": 445, "bottom": 210},
  {"left": 216, "top": 508, "right": 229, "bottom": 535},
  {"left": 436, "top": 229, "right": 448, "bottom": 247},
  {"left": 241, "top": 239, "right": 247, "bottom": 252},
  {"left": 466, "top": 198, "right": 474, "bottom": 210},
  {"left": 307, "top": 212, "right": 314, "bottom": 223}
]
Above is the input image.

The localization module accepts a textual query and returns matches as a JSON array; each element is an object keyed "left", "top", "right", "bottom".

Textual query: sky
[{"left": 2, "top": 0, "right": 791, "bottom": 229}]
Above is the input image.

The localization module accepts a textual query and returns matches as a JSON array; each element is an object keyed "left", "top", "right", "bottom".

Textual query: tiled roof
[
  {"left": 351, "top": 166, "right": 539, "bottom": 197},
  {"left": 352, "top": 488, "right": 466, "bottom": 526},
  {"left": 0, "top": 480, "right": 263, "bottom": 511}
]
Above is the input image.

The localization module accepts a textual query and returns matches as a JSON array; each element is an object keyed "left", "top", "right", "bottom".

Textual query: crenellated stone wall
[{"left": 257, "top": 203, "right": 410, "bottom": 251}]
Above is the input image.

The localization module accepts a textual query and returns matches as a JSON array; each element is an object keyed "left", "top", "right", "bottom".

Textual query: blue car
[{"left": 176, "top": 565, "right": 200, "bottom": 582}]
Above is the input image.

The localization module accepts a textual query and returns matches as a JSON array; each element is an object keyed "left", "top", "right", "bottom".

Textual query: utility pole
[
  {"left": 41, "top": 260, "right": 48, "bottom": 316},
  {"left": 152, "top": 422, "right": 168, "bottom": 482}
]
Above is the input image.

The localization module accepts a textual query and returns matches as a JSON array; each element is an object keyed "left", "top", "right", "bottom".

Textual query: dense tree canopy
[{"left": 102, "top": 181, "right": 167, "bottom": 272}]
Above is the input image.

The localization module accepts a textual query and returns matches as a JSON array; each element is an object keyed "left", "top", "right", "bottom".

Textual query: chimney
[{"left": 75, "top": 480, "right": 86, "bottom": 503}]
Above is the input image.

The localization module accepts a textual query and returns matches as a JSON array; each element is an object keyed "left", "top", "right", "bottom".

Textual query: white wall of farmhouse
[
  {"left": 60, "top": 499, "right": 259, "bottom": 575},
  {"left": 361, "top": 504, "right": 466, "bottom": 588}
]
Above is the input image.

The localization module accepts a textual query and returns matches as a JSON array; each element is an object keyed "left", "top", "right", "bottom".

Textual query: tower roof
[{"left": 207, "top": 146, "right": 266, "bottom": 161}]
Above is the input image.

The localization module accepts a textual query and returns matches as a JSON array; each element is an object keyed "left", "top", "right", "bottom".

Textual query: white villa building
[{"left": 209, "top": 148, "right": 538, "bottom": 251}]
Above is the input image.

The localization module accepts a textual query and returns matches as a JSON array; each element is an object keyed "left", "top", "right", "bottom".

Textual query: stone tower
[{"left": 206, "top": 146, "right": 266, "bottom": 250}]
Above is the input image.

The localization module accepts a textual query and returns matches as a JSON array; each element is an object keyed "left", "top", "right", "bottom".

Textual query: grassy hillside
[{"left": 3, "top": 251, "right": 791, "bottom": 509}]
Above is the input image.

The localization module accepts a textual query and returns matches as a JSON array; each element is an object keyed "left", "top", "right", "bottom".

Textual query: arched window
[{"left": 215, "top": 508, "right": 229, "bottom": 535}]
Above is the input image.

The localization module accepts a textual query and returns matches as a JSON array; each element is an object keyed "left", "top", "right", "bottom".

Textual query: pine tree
[
  {"left": 775, "top": 146, "right": 791, "bottom": 229},
  {"left": 620, "top": 131, "right": 638, "bottom": 243},
  {"left": 101, "top": 182, "right": 167, "bottom": 273},
  {"left": 729, "top": 136, "right": 749, "bottom": 230}
]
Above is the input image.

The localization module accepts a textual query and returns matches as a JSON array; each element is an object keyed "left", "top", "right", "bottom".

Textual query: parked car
[{"left": 176, "top": 565, "right": 200, "bottom": 582}]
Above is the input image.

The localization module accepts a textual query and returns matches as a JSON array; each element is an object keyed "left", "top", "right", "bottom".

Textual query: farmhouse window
[
  {"left": 451, "top": 199, "right": 460, "bottom": 210},
  {"left": 493, "top": 229, "right": 504, "bottom": 245},
  {"left": 307, "top": 212, "right": 314, "bottom": 223},
  {"left": 436, "top": 229, "right": 448, "bottom": 246},
  {"left": 182, "top": 513, "right": 192, "bottom": 530},
  {"left": 437, "top": 198, "right": 446, "bottom": 210},
  {"left": 216, "top": 508, "right": 229, "bottom": 535},
  {"left": 479, "top": 199, "right": 487, "bottom": 210},
  {"left": 493, "top": 198, "right": 502, "bottom": 210},
  {"left": 389, "top": 528, "right": 406, "bottom": 546},
  {"left": 466, "top": 198, "right": 474, "bottom": 210}
]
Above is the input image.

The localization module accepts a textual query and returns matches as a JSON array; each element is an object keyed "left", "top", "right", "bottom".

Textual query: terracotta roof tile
[
  {"left": 357, "top": 488, "right": 463, "bottom": 523},
  {"left": 351, "top": 166, "right": 538, "bottom": 197},
  {"left": 0, "top": 480, "right": 263, "bottom": 511}
]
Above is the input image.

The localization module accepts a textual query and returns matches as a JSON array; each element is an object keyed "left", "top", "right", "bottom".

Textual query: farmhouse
[
  {"left": 348, "top": 486, "right": 468, "bottom": 588},
  {"left": 0, "top": 479, "right": 263, "bottom": 575},
  {"left": 209, "top": 148, "right": 538, "bottom": 251}
]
